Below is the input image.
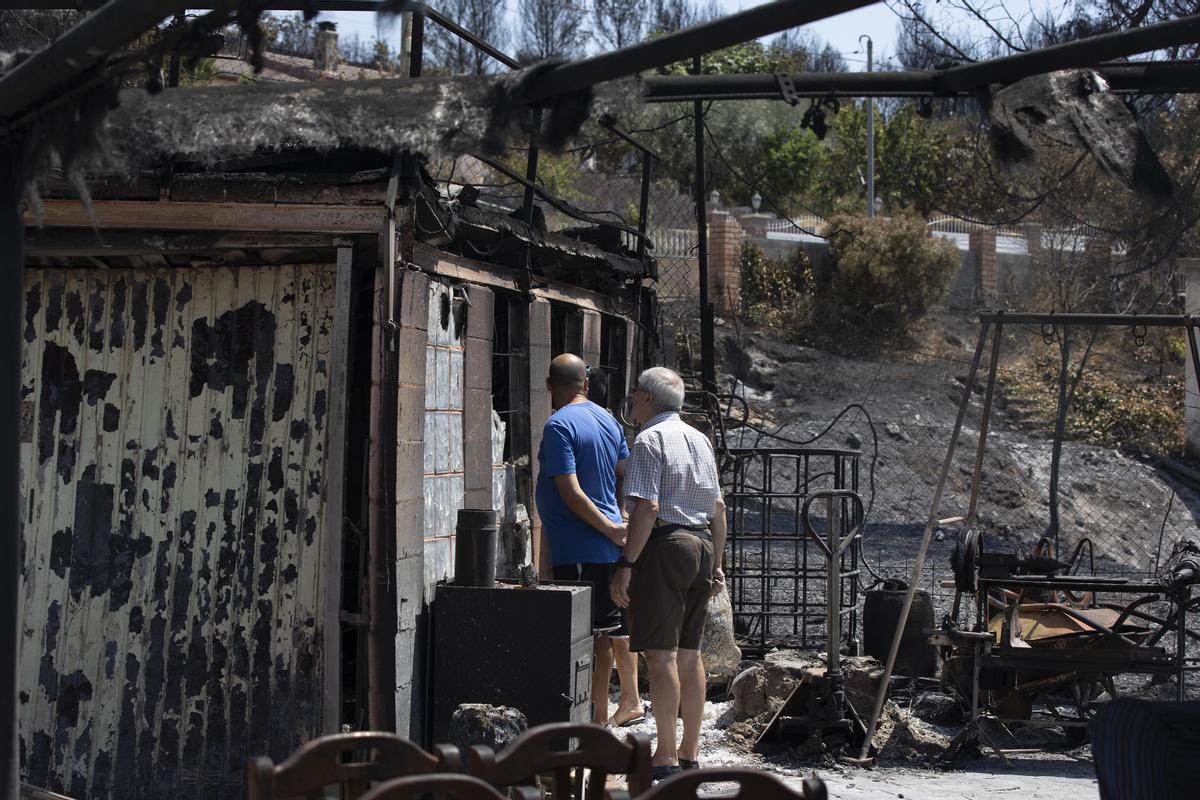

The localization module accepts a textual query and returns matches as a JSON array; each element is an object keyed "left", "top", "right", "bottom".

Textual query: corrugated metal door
[{"left": 18, "top": 265, "right": 341, "bottom": 799}]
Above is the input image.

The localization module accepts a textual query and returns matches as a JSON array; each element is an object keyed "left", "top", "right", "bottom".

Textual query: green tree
[
  {"left": 878, "top": 107, "right": 958, "bottom": 214},
  {"left": 757, "top": 124, "right": 828, "bottom": 216}
]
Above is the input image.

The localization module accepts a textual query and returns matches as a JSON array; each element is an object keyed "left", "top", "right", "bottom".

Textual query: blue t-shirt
[{"left": 536, "top": 401, "right": 630, "bottom": 566}]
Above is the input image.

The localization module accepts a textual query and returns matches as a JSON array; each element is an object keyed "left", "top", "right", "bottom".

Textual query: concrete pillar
[
  {"left": 968, "top": 229, "right": 997, "bottom": 304},
  {"left": 528, "top": 299, "right": 552, "bottom": 574},
  {"left": 463, "top": 285, "right": 494, "bottom": 509},
  {"left": 393, "top": 269, "right": 429, "bottom": 737},
  {"left": 1184, "top": 259, "right": 1200, "bottom": 457},
  {"left": 707, "top": 210, "right": 744, "bottom": 317}
]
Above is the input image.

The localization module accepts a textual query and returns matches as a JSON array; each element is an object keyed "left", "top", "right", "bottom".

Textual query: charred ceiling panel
[{"left": 18, "top": 265, "right": 339, "bottom": 799}]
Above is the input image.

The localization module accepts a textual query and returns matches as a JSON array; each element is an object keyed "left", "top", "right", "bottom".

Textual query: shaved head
[{"left": 548, "top": 353, "right": 587, "bottom": 390}]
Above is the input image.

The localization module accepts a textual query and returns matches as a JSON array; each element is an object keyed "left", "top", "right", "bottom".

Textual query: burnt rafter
[{"left": 642, "top": 61, "right": 1200, "bottom": 101}]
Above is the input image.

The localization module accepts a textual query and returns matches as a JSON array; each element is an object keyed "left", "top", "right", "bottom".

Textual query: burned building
[{"left": 16, "top": 75, "right": 654, "bottom": 798}]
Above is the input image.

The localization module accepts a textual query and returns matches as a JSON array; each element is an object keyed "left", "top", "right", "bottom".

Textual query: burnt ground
[{"left": 714, "top": 312, "right": 1200, "bottom": 626}]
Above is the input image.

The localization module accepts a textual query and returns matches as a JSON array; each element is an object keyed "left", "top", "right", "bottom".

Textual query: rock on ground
[
  {"left": 448, "top": 704, "right": 528, "bottom": 753},
  {"left": 911, "top": 691, "right": 965, "bottom": 726}
]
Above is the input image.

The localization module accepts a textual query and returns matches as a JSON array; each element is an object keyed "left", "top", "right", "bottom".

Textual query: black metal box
[{"left": 431, "top": 583, "right": 593, "bottom": 744}]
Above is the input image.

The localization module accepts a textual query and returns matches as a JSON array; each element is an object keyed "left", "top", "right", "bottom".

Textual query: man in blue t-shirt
[{"left": 536, "top": 353, "right": 643, "bottom": 727}]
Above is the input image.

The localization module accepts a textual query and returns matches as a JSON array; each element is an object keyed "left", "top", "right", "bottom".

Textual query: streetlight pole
[{"left": 861, "top": 34, "right": 875, "bottom": 217}]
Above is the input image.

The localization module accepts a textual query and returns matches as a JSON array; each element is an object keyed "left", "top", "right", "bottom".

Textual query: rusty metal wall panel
[{"left": 18, "top": 265, "right": 339, "bottom": 799}]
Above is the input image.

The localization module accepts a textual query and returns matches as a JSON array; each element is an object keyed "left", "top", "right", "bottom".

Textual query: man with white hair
[{"left": 610, "top": 367, "right": 726, "bottom": 781}]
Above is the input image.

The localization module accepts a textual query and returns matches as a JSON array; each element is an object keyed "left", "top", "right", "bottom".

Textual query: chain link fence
[{"left": 717, "top": 319, "right": 1200, "bottom": 625}]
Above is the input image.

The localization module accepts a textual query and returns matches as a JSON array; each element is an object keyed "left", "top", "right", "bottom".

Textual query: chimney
[{"left": 314, "top": 21, "right": 339, "bottom": 73}]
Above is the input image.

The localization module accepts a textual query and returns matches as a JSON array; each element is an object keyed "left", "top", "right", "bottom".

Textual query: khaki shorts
[{"left": 628, "top": 531, "right": 714, "bottom": 652}]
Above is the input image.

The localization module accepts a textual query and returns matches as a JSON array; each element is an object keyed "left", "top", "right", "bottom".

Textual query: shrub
[
  {"left": 738, "top": 241, "right": 811, "bottom": 332},
  {"left": 1003, "top": 366, "right": 1183, "bottom": 454},
  {"left": 821, "top": 212, "right": 959, "bottom": 338}
]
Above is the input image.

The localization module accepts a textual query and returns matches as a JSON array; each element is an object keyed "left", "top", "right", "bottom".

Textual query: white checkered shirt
[{"left": 623, "top": 411, "right": 721, "bottom": 526}]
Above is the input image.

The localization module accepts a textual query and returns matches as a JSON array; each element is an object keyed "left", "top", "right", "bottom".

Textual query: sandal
[
  {"left": 679, "top": 759, "right": 699, "bottom": 770},
  {"left": 614, "top": 707, "right": 647, "bottom": 727}
]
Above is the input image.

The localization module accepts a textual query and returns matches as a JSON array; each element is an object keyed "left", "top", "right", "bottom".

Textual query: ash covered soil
[{"left": 605, "top": 693, "right": 1100, "bottom": 799}]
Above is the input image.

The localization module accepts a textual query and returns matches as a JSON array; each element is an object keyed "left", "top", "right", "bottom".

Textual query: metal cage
[{"left": 724, "top": 447, "right": 862, "bottom": 655}]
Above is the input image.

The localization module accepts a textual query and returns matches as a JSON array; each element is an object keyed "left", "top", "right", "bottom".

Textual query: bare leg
[
  {"left": 592, "top": 637, "right": 614, "bottom": 726},
  {"left": 644, "top": 649, "right": 680, "bottom": 766},
  {"left": 611, "top": 637, "right": 643, "bottom": 724},
  {"left": 676, "top": 648, "right": 705, "bottom": 762}
]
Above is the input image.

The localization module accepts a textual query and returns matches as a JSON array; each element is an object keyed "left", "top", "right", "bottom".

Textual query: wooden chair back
[
  {"left": 247, "top": 731, "right": 462, "bottom": 800},
  {"left": 468, "top": 722, "right": 653, "bottom": 798},
  {"left": 607, "top": 768, "right": 827, "bottom": 800},
  {"left": 358, "top": 774, "right": 541, "bottom": 800}
]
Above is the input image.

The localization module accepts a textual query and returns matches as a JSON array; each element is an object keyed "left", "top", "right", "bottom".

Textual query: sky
[{"left": 308, "top": 0, "right": 1060, "bottom": 70}]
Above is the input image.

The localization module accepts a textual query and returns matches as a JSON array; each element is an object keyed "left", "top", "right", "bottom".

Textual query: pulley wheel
[{"left": 952, "top": 529, "right": 982, "bottom": 593}]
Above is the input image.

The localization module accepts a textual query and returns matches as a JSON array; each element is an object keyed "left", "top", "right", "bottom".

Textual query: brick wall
[
  {"left": 968, "top": 229, "right": 997, "bottom": 303},
  {"left": 708, "top": 210, "right": 744, "bottom": 317}
]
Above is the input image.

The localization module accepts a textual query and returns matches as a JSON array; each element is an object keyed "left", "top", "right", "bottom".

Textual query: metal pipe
[
  {"left": 966, "top": 324, "right": 1002, "bottom": 523},
  {"left": 981, "top": 311, "right": 1200, "bottom": 327},
  {"left": 0, "top": 143, "right": 26, "bottom": 800},
  {"left": 637, "top": 152, "right": 652, "bottom": 264},
  {"left": 937, "top": 13, "right": 1200, "bottom": 92},
  {"left": 518, "top": 0, "right": 879, "bottom": 103},
  {"left": 860, "top": 321, "right": 992, "bottom": 760},
  {"left": 641, "top": 61, "right": 1200, "bottom": 101},
  {"left": 0, "top": 0, "right": 191, "bottom": 119},
  {"left": 694, "top": 55, "right": 715, "bottom": 393},
  {"left": 860, "top": 35, "right": 875, "bottom": 217}
]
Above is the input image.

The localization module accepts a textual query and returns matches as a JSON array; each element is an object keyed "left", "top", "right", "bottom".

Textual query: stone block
[
  {"left": 396, "top": 441, "right": 424, "bottom": 499},
  {"left": 396, "top": 498, "right": 424, "bottom": 555},
  {"left": 464, "top": 338, "right": 492, "bottom": 391},
  {"left": 398, "top": 327, "right": 428, "bottom": 379},
  {"left": 398, "top": 384, "right": 427, "bottom": 432},
  {"left": 465, "top": 285, "right": 494, "bottom": 341},
  {"left": 400, "top": 271, "right": 430, "bottom": 328}
]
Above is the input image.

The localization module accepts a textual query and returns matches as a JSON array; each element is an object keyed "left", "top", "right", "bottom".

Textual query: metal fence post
[{"left": 693, "top": 55, "right": 715, "bottom": 392}]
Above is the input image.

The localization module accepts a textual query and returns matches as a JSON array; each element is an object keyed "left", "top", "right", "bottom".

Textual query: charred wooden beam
[
  {"left": 517, "top": 0, "right": 879, "bottom": 104},
  {"left": 938, "top": 14, "right": 1200, "bottom": 92},
  {"left": 643, "top": 61, "right": 1200, "bottom": 101},
  {"left": 27, "top": 200, "right": 386, "bottom": 233},
  {"left": 23, "top": 228, "right": 341, "bottom": 256}
]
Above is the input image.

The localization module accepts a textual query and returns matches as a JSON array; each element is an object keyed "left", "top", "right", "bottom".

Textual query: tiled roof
[{"left": 210, "top": 50, "right": 396, "bottom": 84}]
